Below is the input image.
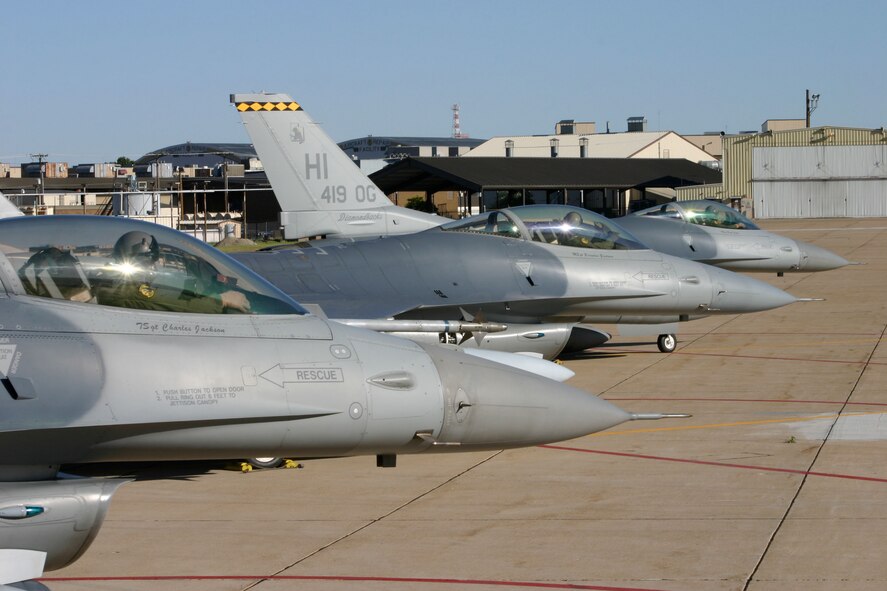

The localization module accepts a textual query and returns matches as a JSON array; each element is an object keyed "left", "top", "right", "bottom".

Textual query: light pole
[
  {"left": 202, "top": 181, "right": 209, "bottom": 242},
  {"left": 806, "top": 89, "right": 820, "bottom": 127},
  {"left": 30, "top": 153, "right": 47, "bottom": 207}
]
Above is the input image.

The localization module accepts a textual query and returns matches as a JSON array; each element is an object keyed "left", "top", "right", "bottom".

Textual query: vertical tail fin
[
  {"left": 231, "top": 92, "right": 441, "bottom": 239},
  {"left": 0, "top": 192, "right": 23, "bottom": 218}
]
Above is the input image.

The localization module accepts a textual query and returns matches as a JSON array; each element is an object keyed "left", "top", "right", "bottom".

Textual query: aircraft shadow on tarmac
[
  {"left": 560, "top": 348, "right": 631, "bottom": 361},
  {"left": 62, "top": 460, "right": 231, "bottom": 482}
]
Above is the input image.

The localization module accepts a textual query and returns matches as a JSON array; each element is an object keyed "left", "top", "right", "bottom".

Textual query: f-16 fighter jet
[{"left": 0, "top": 214, "right": 664, "bottom": 586}]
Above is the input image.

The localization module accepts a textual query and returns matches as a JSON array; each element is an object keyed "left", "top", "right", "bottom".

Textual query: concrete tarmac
[{"left": 44, "top": 218, "right": 887, "bottom": 591}]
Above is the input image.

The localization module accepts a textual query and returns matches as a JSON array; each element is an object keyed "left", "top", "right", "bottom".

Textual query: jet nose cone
[
  {"left": 562, "top": 326, "right": 611, "bottom": 355},
  {"left": 706, "top": 266, "right": 797, "bottom": 313},
  {"left": 423, "top": 345, "right": 630, "bottom": 450},
  {"left": 797, "top": 240, "right": 849, "bottom": 272}
]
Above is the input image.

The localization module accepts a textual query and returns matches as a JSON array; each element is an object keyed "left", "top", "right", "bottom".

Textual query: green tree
[
  {"left": 116, "top": 156, "right": 135, "bottom": 166},
  {"left": 405, "top": 196, "right": 437, "bottom": 213}
]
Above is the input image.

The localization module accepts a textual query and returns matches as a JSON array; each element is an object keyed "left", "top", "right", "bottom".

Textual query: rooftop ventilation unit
[
  {"left": 556, "top": 120, "right": 575, "bottom": 134},
  {"left": 627, "top": 116, "right": 647, "bottom": 132}
]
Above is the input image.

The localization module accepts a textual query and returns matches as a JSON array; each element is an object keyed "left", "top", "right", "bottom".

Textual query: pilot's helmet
[
  {"left": 563, "top": 211, "right": 583, "bottom": 227},
  {"left": 113, "top": 231, "right": 160, "bottom": 265},
  {"left": 20, "top": 246, "right": 91, "bottom": 299}
]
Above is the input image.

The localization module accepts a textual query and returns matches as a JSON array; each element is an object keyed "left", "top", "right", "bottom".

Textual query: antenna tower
[{"left": 452, "top": 104, "right": 468, "bottom": 139}]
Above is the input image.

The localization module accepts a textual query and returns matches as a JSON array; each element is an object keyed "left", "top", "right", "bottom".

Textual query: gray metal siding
[
  {"left": 752, "top": 146, "right": 887, "bottom": 218},
  {"left": 753, "top": 146, "right": 887, "bottom": 180},
  {"left": 755, "top": 179, "right": 887, "bottom": 218},
  {"left": 675, "top": 183, "right": 725, "bottom": 201}
]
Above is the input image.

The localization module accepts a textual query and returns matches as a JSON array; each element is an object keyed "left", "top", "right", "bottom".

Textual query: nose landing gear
[{"left": 657, "top": 334, "right": 677, "bottom": 353}]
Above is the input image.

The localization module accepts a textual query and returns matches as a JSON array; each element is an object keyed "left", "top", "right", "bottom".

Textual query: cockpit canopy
[
  {"left": 440, "top": 205, "right": 648, "bottom": 250},
  {"left": 631, "top": 200, "right": 759, "bottom": 230},
  {"left": 0, "top": 216, "right": 306, "bottom": 315}
]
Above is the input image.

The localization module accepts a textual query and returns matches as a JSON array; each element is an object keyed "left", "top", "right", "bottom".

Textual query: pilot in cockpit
[
  {"left": 559, "top": 211, "right": 619, "bottom": 249},
  {"left": 93, "top": 231, "right": 251, "bottom": 314},
  {"left": 558, "top": 211, "right": 592, "bottom": 247}
]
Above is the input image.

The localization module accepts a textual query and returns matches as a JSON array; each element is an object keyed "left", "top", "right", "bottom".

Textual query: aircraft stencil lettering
[
  {"left": 339, "top": 211, "right": 383, "bottom": 222},
  {"left": 260, "top": 364, "right": 344, "bottom": 386},
  {"left": 0, "top": 345, "right": 16, "bottom": 375},
  {"left": 305, "top": 153, "right": 328, "bottom": 180}
]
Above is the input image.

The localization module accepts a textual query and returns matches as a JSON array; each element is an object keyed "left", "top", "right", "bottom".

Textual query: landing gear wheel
[
  {"left": 247, "top": 457, "right": 284, "bottom": 469},
  {"left": 657, "top": 334, "right": 677, "bottom": 353}
]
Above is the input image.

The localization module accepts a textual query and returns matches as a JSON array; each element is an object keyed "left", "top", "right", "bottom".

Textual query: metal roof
[
  {"left": 470, "top": 132, "right": 678, "bottom": 158},
  {"left": 135, "top": 143, "right": 258, "bottom": 165},
  {"left": 339, "top": 136, "right": 485, "bottom": 148},
  {"left": 370, "top": 157, "right": 722, "bottom": 194}
]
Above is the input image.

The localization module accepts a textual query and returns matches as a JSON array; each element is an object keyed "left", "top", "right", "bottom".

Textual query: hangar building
[
  {"left": 370, "top": 156, "right": 721, "bottom": 217},
  {"left": 721, "top": 126, "right": 887, "bottom": 218}
]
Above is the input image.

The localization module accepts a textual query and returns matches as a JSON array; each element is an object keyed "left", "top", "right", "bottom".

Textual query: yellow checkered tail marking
[{"left": 235, "top": 101, "right": 301, "bottom": 112}]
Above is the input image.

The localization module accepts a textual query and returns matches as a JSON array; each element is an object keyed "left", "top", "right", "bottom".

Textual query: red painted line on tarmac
[
  {"left": 541, "top": 445, "right": 887, "bottom": 484},
  {"left": 41, "top": 575, "right": 668, "bottom": 591},
  {"left": 604, "top": 349, "right": 887, "bottom": 366},
  {"left": 676, "top": 331, "right": 882, "bottom": 337},
  {"left": 604, "top": 397, "right": 887, "bottom": 407}
]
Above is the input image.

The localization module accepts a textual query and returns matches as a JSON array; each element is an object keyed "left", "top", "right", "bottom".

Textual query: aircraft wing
[
  {"left": 0, "top": 549, "right": 45, "bottom": 586},
  {"left": 0, "top": 411, "right": 341, "bottom": 449},
  {"left": 300, "top": 292, "right": 431, "bottom": 319}
]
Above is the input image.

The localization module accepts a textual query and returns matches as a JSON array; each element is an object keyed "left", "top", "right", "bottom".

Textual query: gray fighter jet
[
  {"left": 232, "top": 205, "right": 798, "bottom": 350},
  {"left": 616, "top": 200, "right": 848, "bottom": 275},
  {"left": 231, "top": 93, "right": 800, "bottom": 355},
  {"left": 0, "top": 214, "right": 664, "bottom": 585}
]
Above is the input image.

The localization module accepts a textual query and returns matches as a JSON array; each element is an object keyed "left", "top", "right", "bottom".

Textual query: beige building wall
[
  {"left": 761, "top": 119, "right": 805, "bottom": 132},
  {"left": 630, "top": 132, "right": 717, "bottom": 162},
  {"left": 683, "top": 134, "right": 724, "bottom": 159},
  {"left": 467, "top": 131, "right": 717, "bottom": 163},
  {"left": 466, "top": 135, "right": 592, "bottom": 158},
  {"left": 555, "top": 121, "right": 597, "bottom": 134}
]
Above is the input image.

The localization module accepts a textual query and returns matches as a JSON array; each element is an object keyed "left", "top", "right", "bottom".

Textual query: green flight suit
[{"left": 94, "top": 280, "right": 225, "bottom": 314}]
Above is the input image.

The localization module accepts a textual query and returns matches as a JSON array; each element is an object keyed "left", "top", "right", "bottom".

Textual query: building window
[
  {"left": 579, "top": 137, "right": 588, "bottom": 158},
  {"left": 550, "top": 138, "right": 559, "bottom": 158},
  {"left": 448, "top": 147, "right": 459, "bottom": 157},
  {"left": 432, "top": 146, "right": 438, "bottom": 157},
  {"left": 505, "top": 139, "right": 514, "bottom": 158}
]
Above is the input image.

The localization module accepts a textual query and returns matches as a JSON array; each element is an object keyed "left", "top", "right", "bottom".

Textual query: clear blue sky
[{"left": 2, "top": 0, "right": 885, "bottom": 164}]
